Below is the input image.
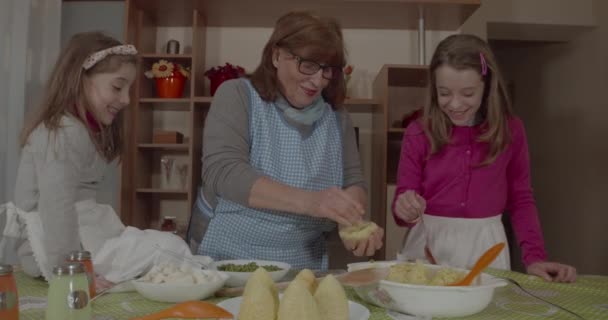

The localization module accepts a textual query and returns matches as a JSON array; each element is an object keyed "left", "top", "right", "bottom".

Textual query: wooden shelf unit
[
  {"left": 120, "top": 0, "right": 479, "bottom": 249},
  {"left": 370, "top": 64, "right": 429, "bottom": 259},
  {"left": 121, "top": 1, "right": 209, "bottom": 233}
]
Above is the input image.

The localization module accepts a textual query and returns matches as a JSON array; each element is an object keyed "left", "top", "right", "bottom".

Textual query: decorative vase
[
  {"left": 155, "top": 74, "right": 186, "bottom": 98},
  {"left": 209, "top": 73, "right": 232, "bottom": 96},
  {"left": 205, "top": 63, "right": 246, "bottom": 96}
]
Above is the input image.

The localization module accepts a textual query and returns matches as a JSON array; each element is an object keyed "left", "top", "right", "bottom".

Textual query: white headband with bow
[{"left": 82, "top": 44, "right": 138, "bottom": 70}]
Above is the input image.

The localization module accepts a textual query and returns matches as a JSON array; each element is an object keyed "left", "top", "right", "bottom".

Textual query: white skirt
[{"left": 397, "top": 214, "right": 511, "bottom": 270}]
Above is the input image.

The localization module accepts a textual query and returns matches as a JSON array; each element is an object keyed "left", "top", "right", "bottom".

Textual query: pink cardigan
[{"left": 392, "top": 116, "right": 547, "bottom": 266}]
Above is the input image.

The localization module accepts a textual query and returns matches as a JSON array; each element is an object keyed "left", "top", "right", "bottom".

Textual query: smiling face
[
  {"left": 272, "top": 47, "right": 331, "bottom": 109},
  {"left": 84, "top": 62, "right": 136, "bottom": 125},
  {"left": 435, "top": 65, "right": 485, "bottom": 126}
]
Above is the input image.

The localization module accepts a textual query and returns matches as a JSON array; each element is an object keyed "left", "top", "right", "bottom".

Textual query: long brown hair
[
  {"left": 250, "top": 11, "right": 347, "bottom": 109},
  {"left": 425, "top": 34, "right": 513, "bottom": 165},
  {"left": 20, "top": 31, "right": 136, "bottom": 161}
]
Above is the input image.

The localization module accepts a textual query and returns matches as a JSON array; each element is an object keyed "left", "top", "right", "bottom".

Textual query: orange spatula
[
  {"left": 129, "top": 300, "right": 233, "bottom": 320},
  {"left": 448, "top": 242, "right": 506, "bottom": 286}
]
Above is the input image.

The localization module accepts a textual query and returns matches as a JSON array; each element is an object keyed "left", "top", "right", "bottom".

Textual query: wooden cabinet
[
  {"left": 120, "top": 1, "right": 208, "bottom": 234},
  {"left": 119, "top": 0, "right": 479, "bottom": 254},
  {"left": 371, "top": 65, "right": 429, "bottom": 259}
]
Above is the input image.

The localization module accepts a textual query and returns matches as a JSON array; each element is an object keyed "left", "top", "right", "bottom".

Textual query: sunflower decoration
[
  {"left": 144, "top": 59, "right": 190, "bottom": 79},
  {"left": 178, "top": 65, "right": 190, "bottom": 78}
]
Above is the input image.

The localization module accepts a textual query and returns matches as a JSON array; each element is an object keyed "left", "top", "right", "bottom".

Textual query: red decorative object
[
  {"left": 155, "top": 75, "right": 186, "bottom": 98},
  {"left": 161, "top": 216, "right": 177, "bottom": 234},
  {"left": 145, "top": 59, "right": 190, "bottom": 98},
  {"left": 205, "top": 63, "right": 246, "bottom": 96}
]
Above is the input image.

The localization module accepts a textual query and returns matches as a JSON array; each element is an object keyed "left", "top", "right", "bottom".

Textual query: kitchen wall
[{"left": 468, "top": 0, "right": 607, "bottom": 274}]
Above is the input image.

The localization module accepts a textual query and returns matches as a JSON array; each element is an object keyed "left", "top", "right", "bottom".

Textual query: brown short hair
[
  {"left": 250, "top": 11, "right": 347, "bottom": 109},
  {"left": 20, "top": 31, "right": 136, "bottom": 161},
  {"left": 425, "top": 34, "right": 513, "bottom": 165}
]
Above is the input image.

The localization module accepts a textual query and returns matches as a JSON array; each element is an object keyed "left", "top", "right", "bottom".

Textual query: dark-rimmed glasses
[{"left": 288, "top": 51, "right": 342, "bottom": 80}]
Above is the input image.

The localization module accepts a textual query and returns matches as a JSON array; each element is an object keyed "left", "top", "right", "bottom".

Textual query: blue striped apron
[{"left": 192, "top": 79, "right": 343, "bottom": 270}]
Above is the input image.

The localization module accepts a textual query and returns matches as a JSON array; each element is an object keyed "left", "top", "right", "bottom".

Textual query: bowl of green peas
[{"left": 209, "top": 259, "right": 291, "bottom": 287}]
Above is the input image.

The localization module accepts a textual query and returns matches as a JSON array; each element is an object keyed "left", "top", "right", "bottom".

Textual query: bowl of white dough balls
[{"left": 132, "top": 261, "right": 228, "bottom": 303}]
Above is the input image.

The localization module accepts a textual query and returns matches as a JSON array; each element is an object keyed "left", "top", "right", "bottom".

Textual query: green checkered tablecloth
[{"left": 16, "top": 269, "right": 608, "bottom": 320}]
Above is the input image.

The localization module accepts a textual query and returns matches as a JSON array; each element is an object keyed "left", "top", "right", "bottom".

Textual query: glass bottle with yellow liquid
[
  {"left": 67, "top": 251, "right": 96, "bottom": 299},
  {"left": 46, "top": 262, "right": 91, "bottom": 320}
]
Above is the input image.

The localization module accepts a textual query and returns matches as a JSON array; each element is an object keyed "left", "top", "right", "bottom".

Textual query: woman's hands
[
  {"left": 339, "top": 223, "right": 384, "bottom": 257},
  {"left": 307, "top": 185, "right": 384, "bottom": 256},
  {"left": 394, "top": 190, "right": 426, "bottom": 223},
  {"left": 527, "top": 261, "right": 577, "bottom": 283},
  {"left": 306, "top": 186, "right": 365, "bottom": 226}
]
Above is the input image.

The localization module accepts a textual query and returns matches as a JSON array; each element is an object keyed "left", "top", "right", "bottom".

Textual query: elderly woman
[{"left": 187, "top": 11, "right": 383, "bottom": 270}]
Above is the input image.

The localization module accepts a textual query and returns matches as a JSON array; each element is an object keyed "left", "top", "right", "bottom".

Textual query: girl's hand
[
  {"left": 341, "top": 225, "right": 384, "bottom": 257},
  {"left": 526, "top": 261, "right": 577, "bottom": 283},
  {"left": 394, "top": 190, "right": 426, "bottom": 223},
  {"left": 307, "top": 187, "right": 365, "bottom": 226}
]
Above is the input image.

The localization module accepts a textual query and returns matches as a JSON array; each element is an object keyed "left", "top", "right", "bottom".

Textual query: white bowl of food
[
  {"left": 346, "top": 261, "right": 507, "bottom": 318},
  {"left": 209, "top": 259, "right": 291, "bottom": 287},
  {"left": 133, "top": 262, "right": 229, "bottom": 303}
]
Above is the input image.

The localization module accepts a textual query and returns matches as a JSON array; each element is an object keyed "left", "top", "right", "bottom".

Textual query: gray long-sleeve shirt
[
  {"left": 200, "top": 79, "right": 366, "bottom": 209},
  {"left": 14, "top": 115, "right": 106, "bottom": 275}
]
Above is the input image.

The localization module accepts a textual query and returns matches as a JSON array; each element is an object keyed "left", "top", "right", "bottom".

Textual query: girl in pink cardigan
[{"left": 393, "top": 34, "right": 576, "bottom": 283}]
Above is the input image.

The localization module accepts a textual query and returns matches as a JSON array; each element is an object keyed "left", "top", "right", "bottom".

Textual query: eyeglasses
[{"left": 288, "top": 51, "right": 342, "bottom": 80}]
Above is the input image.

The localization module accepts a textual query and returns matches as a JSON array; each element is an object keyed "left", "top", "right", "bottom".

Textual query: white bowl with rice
[{"left": 346, "top": 261, "right": 507, "bottom": 317}]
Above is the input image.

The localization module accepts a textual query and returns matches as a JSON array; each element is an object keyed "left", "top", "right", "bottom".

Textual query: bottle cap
[
  {"left": 53, "top": 262, "right": 86, "bottom": 276},
  {"left": 68, "top": 251, "right": 92, "bottom": 261}
]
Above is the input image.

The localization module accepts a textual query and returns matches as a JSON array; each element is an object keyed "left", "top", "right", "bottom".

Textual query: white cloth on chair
[
  {"left": 93, "top": 227, "right": 200, "bottom": 283},
  {"left": 1, "top": 200, "right": 204, "bottom": 283},
  {"left": 1, "top": 199, "right": 125, "bottom": 280}
]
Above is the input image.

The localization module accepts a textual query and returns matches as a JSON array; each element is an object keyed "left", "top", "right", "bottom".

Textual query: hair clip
[
  {"left": 82, "top": 44, "right": 138, "bottom": 70},
  {"left": 479, "top": 52, "right": 488, "bottom": 76}
]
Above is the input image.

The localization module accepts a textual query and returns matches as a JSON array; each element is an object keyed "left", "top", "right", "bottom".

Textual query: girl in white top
[{"left": 12, "top": 32, "right": 137, "bottom": 277}]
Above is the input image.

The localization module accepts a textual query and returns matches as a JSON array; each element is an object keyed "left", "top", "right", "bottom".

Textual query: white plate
[{"left": 217, "top": 295, "right": 370, "bottom": 320}]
